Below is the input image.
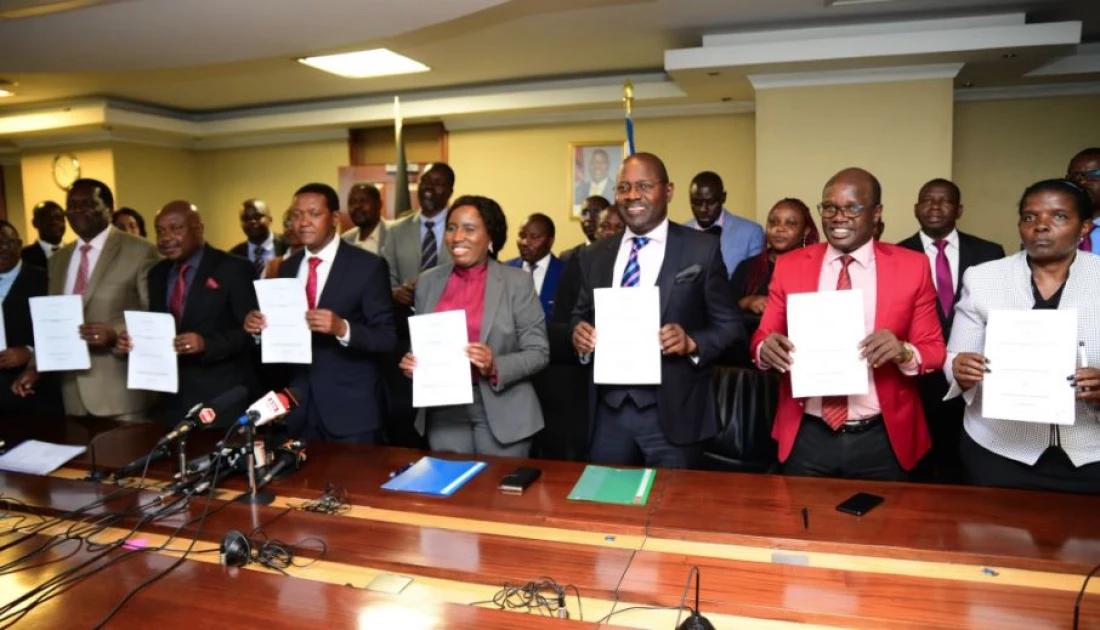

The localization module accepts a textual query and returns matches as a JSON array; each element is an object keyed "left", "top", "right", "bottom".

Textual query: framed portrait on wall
[{"left": 569, "top": 142, "right": 623, "bottom": 217}]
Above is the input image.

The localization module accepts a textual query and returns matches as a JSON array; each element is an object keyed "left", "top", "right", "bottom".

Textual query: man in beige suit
[{"left": 13, "top": 178, "right": 159, "bottom": 420}]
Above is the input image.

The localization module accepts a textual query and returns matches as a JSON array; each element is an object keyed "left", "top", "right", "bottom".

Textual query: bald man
[
  {"left": 119, "top": 201, "right": 259, "bottom": 425},
  {"left": 752, "top": 168, "right": 945, "bottom": 481},
  {"left": 230, "top": 199, "right": 287, "bottom": 278}
]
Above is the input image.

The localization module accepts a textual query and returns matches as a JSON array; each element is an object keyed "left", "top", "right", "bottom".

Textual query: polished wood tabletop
[{"left": 0, "top": 417, "right": 1097, "bottom": 628}]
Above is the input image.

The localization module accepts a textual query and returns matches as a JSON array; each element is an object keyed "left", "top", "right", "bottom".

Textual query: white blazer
[{"left": 945, "top": 251, "right": 1100, "bottom": 466}]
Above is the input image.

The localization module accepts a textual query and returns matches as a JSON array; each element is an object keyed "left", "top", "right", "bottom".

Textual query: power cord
[
  {"left": 469, "top": 577, "right": 583, "bottom": 620},
  {"left": 1074, "top": 561, "right": 1100, "bottom": 630},
  {"left": 290, "top": 483, "right": 348, "bottom": 515}
]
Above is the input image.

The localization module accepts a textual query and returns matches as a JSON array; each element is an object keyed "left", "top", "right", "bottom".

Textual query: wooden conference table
[{"left": 0, "top": 418, "right": 1097, "bottom": 629}]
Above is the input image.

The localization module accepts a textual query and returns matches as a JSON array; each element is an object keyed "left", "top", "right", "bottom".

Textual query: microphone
[
  {"left": 238, "top": 389, "right": 298, "bottom": 428},
  {"left": 256, "top": 440, "right": 306, "bottom": 487},
  {"left": 157, "top": 386, "right": 248, "bottom": 447},
  {"left": 676, "top": 566, "right": 715, "bottom": 630}
]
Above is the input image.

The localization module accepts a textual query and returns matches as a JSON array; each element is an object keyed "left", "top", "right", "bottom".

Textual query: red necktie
[
  {"left": 822, "top": 255, "right": 854, "bottom": 430},
  {"left": 933, "top": 239, "right": 954, "bottom": 318},
  {"left": 305, "top": 257, "right": 323, "bottom": 309},
  {"left": 169, "top": 263, "right": 190, "bottom": 324},
  {"left": 72, "top": 243, "right": 92, "bottom": 296}
]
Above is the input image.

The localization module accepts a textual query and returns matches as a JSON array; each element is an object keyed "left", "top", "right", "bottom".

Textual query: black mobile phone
[
  {"left": 499, "top": 467, "right": 541, "bottom": 495},
  {"left": 836, "top": 492, "right": 884, "bottom": 516}
]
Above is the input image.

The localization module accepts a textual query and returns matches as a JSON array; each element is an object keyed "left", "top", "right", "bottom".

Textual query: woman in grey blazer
[
  {"left": 946, "top": 179, "right": 1100, "bottom": 493},
  {"left": 399, "top": 195, "right": 549, "bottom": 456}
]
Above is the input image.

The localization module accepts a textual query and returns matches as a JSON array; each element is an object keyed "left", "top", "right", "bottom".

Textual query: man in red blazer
[{"left": 752, "top": 168, "right": 945, "bottom": 480}]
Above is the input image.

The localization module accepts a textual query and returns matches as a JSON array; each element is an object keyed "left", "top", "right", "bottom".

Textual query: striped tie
[
  {"left": 619, "top": 236, "right": 650, "bottom": 287},
  {"left": 252, "top": 245, "right": 266, "bottom": 279},
  {"left": 420, "top": 220, "right": 438, "bottom": 271}
]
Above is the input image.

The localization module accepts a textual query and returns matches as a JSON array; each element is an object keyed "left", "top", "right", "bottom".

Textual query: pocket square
[
  {"left": 674, "top": 264, "right": 702, "bottom": 283},
  {"left": 205, "top": 277, "right": 220, "bottom": 290}
]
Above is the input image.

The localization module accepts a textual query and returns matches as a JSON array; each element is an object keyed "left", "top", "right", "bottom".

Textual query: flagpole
[{"left": 623, "top": 80, "right": 635, "bottom": 156}]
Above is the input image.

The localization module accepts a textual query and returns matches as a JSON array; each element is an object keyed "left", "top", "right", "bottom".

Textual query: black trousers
[
  {"left": 960, "top": 430, "right": 1100, "bottom": 494},
  {"left": 783, "top": 414, "right": 907, "bottom": 481}
]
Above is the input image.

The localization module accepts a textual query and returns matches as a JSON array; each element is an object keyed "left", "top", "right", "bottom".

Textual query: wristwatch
[{"left": 896, "top": 342, "right": 916, "bottom": 364}]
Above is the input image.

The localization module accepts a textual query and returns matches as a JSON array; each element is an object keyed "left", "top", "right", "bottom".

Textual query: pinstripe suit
[{"left": 945, "top": 251, "right": 1100, "bottom": 469}]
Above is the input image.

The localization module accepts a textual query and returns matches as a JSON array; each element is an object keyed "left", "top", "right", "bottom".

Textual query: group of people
[{"left": 2, "top": 146, "right": 1098, "bottom": 494}]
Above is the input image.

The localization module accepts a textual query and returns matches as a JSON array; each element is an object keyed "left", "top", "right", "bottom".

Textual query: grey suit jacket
[
  {"left": 47, "top": 227, "right": 160, "bottom": 417},
  {"left": 945, "top": 251, "right": 1100, "bottom": 466},
  {"left": 413, "top": 259, "right": 549, "bottom": 444},
  {"left": 381, "top": 211, "right": 452, "bottom": 288}
]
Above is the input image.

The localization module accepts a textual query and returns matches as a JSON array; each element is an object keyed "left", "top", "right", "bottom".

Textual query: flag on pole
[
  {"left": 393, "top": 96, "right": 412, "bottom": 218},
  {"left": 623, "top": 80, "right": 635, "bottom": 156}
]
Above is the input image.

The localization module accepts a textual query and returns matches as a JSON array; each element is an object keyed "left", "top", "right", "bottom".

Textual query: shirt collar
[
  {"left": 825, "top": 237, "right": 875, "bottom": 268},
  {"left": 171, "top": 245, "right": 205, "bottom": 274},
  {"left": 305, "top": 232, "right": 340, "bottom": 265},
  {"left": 79, "top": 225, "right": 113, "bottom": 251},
  {"left": 0, "top": 260, "right": 21, "bottom": 282},
  {"left": 624, "top": 217, "right": 669, "bottom": 243},
  {"left": 252, "top": 233, "right": 274, "bottom": 253},
  {"left": 918, "top": 228, "right": 958, "bottom": 250},
  {"left": 529, "top": 252, "right": 552, "bottom": 270},
  {"left": 38, "top": 239, "right": 58, "bottom": 254}
]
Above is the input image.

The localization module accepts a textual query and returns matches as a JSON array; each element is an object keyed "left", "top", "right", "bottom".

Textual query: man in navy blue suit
[
  {"left": 245, "top": 183, "right": 397, "bottom": 443},
  {"left": 505, "top": 213, "right": 563, "bottom": 319}
]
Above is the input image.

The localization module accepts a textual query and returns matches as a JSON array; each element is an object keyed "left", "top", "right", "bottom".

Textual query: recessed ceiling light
[
  {"left": 298, "top": 48, "right": 429, "bottom": 79},
  {"left": 825, "top": 0, "right": 895, "bottom": 6}
]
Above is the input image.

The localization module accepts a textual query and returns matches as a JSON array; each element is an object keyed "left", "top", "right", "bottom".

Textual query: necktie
[
  {"left": 169, "top": 263, "right": 190, "bottom": 324},
  {"left": 704, "top": 225, "right": 722, "bottom": 236},
  {"left": 822, "top": 255, "right": 854, "bottom": 430},
  {"left": 619, "top": 236, "right": 651, "bottom": 287},
  {"left": 933, "top": 239, "right": 954, "bottom": 318},
  {"left": 50, "top": 245, "right": 59, "bottom": 253},
  {"left": 421, "top": 220, "right": 438, "bottom": 270},
  {"left": 527, "top": 262, "right": 538, "bottom": 274},
  {"left": 252, "top": 245, "right": 266, "bottom": 279},
  {"left": 73, "top": 243, "right": 93, "bottom": 296},
  {"left": 305, "top": 257, "right": 323, "bottom": 310},
  {"left": 1080, "top": 234, "right": 1093, "bottom": 252}
]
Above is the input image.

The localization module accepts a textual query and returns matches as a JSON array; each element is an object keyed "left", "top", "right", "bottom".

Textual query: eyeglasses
[
  {"left": 817, "top": 203, "right": 868, "bottom": 218},
  {"left": 615, "top": 180, "right": 665, "bottom": 195},
  {"left": 1068, "top": 168, "right": 1100, "bottom": 182}
]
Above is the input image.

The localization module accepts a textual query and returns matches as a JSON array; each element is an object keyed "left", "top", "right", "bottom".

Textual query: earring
[{"left": 488, "top": 243, "right": 495, "bottom": 254}]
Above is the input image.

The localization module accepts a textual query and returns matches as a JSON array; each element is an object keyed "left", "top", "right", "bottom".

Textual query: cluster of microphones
[{"left": 108, "top": 386, "right": 307, "bottom": 502}]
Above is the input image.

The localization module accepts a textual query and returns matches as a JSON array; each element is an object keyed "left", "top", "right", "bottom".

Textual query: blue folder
[{"left": 380, "top": 456, "right": 487, "bottom": 496}]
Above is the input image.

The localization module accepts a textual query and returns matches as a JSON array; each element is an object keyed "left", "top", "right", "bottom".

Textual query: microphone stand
[
  {"left": 235, "top": 419, "right": 274, "bottom": 505},
  {"left": 176, "top": 434, "right": 189, "bottom": 484}
]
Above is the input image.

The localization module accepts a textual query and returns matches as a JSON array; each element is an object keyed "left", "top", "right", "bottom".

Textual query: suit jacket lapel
[
  {"left": 181, "top": 246, "right": 217, "bottom": 326},
  {"left": 656, "top": 226, "right": 685, "bottom": 319},
  {"left": 596, "top": 234, "right": 623, "bottom": 290},
  {"left": 316, "top": 241, "right": 348, "bottom": 309},
  {"left": 81, "top": 229, "right": 120, "bottom": 304},
  {"left": 481, "top": 261, "right": 503, "bottom": 342},
  {"left": 421, "top": 263, "right": 452, "bottom": 314},
  {"left": 49, "top": 246, "right": 73, "bottom": 295}
]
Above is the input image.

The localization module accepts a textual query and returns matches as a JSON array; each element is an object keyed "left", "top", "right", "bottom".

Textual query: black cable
[
  {"left": 673, "top": 565, "right": 699, "bottom": 628},
  {"left": 1074, "top": 561, "right": 1100, "bottom": 630},
  {"left": 594, "top": 604, "right": 688, "bottom": 625}
]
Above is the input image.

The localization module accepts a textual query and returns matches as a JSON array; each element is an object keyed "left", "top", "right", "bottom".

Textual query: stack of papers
[
  {"left": 0, "top": 440, "right": 87, "bottom": 476},
  {"left": 567, "top": 465, "right": 656, "bottom": 506},
  {"left": 381, "top": 456, "right": 486, "bottom": 497}
]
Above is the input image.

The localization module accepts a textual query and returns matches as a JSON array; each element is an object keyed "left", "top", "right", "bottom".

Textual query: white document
[
  {"left": 593, "top": 286, "right": 661, "bottom": 385},
  {"left": 982, "top": 309, "right": 1077, "bottom": 425},
  {"left": 0, "top": 440, "right": 87, "bottom": 476},
  {"left": 787, "top": 290, "right": 869, "bottom": 398},
  {"left": 408, "top": 309, "right": 474, "bottom": 408},
  {"left": 254, "top": 278, "right": 312, "bottom": 364},
  {"left": 124, "top": 310, "right": 178, "bottom": 393},
  {"left": 29, "top": 295, "right": 90, "bottom": 372}
]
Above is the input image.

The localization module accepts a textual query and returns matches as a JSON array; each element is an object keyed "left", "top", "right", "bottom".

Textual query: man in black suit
[
  {"left": 571, "top": 153, "right": 741, "bottom": 468},
  {"left": 19, "top": 201, "right": 66, "bottom": 271},
  {"left": 245, "top": 183, "right": 397, "bottom": 443},
  {"left": 897, "top": 178, "right": 1004, "bottom": 481},
  {"left": 117, "top": 201, "right": 258, "bottom": 425},
  {"left": 1, "top": 220, "right": 61, "bottom": 415},
  {"left": 229, "top": 199, "right": 287, "bottom": 278}
]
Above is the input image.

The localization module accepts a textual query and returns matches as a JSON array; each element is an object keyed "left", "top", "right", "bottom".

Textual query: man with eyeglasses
[
  {"left": 1067, "top": 147, "right": 1100, "bottom": 252},
  {"left": 898, "top": 179, "right": 1004, "bottom": 482},
  {"left": 571, "top": 152, "right": 740, "bottom": 468},
  {"left": 752, "top": 167, "right": 945, "bottom": 481}
]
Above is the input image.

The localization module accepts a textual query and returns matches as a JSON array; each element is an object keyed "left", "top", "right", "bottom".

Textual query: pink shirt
[
  {"left": 802, "top": 240, "right": 920, "bottom": 421},
  {"left": 435, "top": 262, "right": 488, "bottom": 383}
]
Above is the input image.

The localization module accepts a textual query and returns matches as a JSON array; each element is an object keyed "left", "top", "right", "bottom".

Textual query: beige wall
[
  {"left": 112, "top": 143, "right": 200, "bottom": 238},
  {"left": 449, "top": 113, "right": 756, "bottom": 260},
  {"left": 193, "top": 138, "right": 347, "bottom": 249},
  {"left": 19, "top": 146, "right": 115, "bottom": 244},
  {"left": 953, "top": 94, "right": 1100, "bottom": 253},
  {"left": 3, "top": 162, "right": 24, "bottom": 233},
  {"left": 755, "top": 78, "right": 955, "bottom": 244}
]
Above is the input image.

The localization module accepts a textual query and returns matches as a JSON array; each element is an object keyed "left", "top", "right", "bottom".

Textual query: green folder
[{"left": 566, "top": 465, "right": 656, "bottom": 506}]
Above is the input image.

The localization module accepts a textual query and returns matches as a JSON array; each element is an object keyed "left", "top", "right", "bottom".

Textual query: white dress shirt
[
  {"left": 612, "top": 218, "right": 669, "bottom": 288},
  {"left": 342, "top": 222, "right": 383, "bottom": 254},
  {"left": 63, "top": 226, "right": 113, "bottom": 295},
  {"left": 38, "top": 239, "right": 60, "bottom": 259},
  {"left": 294, "top": 233, "right": 350, "bottom": 344},
  {"left": 918, "top": 228, "right": 960, "bottom": 293},
  {"left": 525, "top": 252, "right": 552, "bottom": 296}
]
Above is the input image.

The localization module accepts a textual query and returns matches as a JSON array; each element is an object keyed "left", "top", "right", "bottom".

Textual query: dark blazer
[
  {"left": 505, "top": 255, "right": 564, "bottom": 319},
  {"left": 230, "top": 235, "right": 288, "bottom": 261},
  {"left": 280, "top": 241, "right": 397, "bottom": 437},
  {"left": 571, "top": 222, "right": 742, "bottom": 445},
  {"left": 897, "top": 231, "right": 1005, "bottom": 340},
  {"left": 20, "top": 244, "right": 48, "bottom": 270},
  {"left": 147, "top": 245, "right": 259, "bottom": 424},
  {"left": 0, "top": 264, "right": 61, "bottom": 414}
]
